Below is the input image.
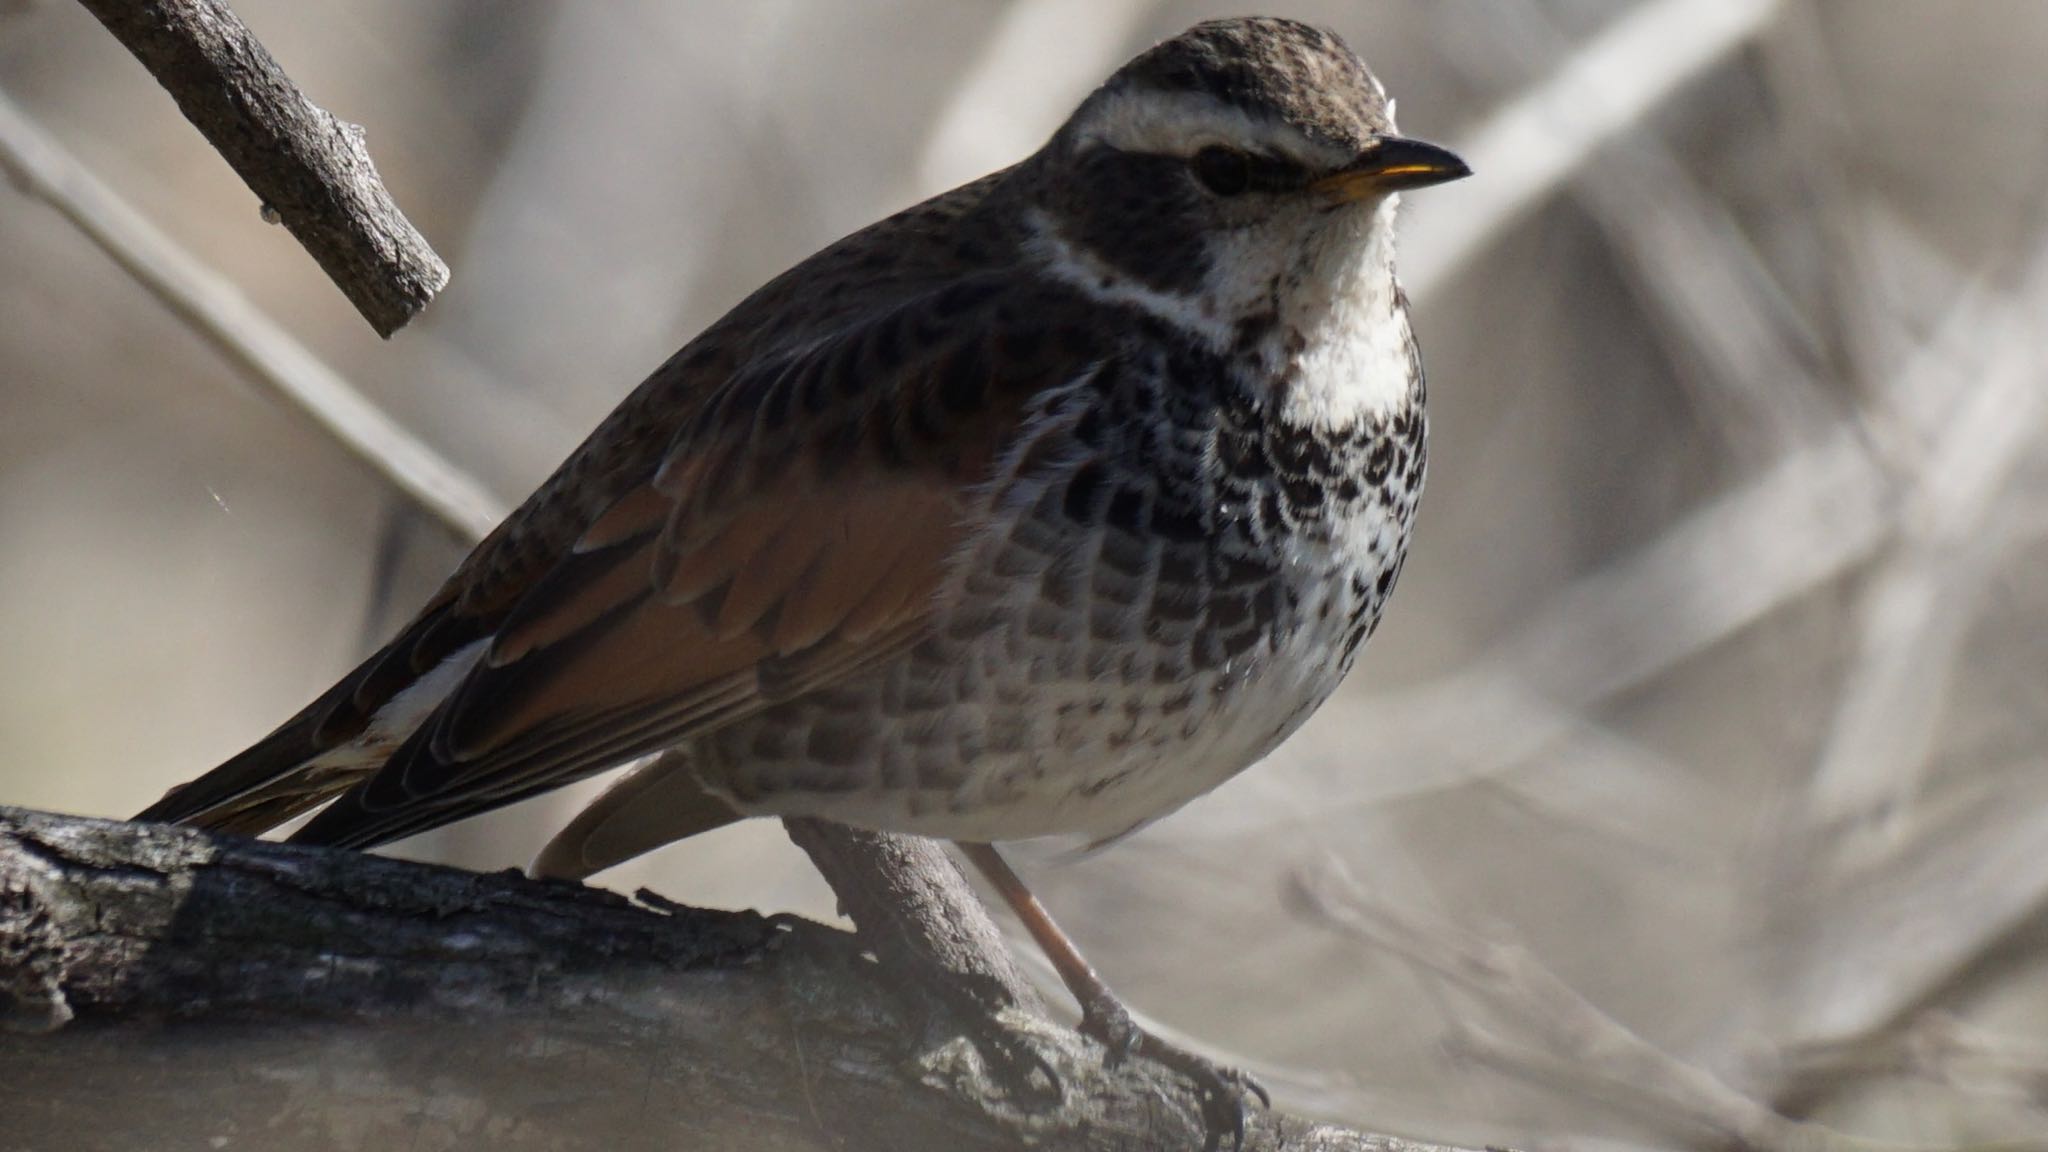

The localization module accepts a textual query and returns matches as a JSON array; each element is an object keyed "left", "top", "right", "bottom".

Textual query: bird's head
[{"left": 1027, "top": 17, "right": 1468, "bottom": 335}]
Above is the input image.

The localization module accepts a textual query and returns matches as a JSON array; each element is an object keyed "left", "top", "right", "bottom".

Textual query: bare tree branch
[
  {"left": 1758, "top": 758, "right": 2048, "bottom": 1075},
  {"left": 0, "top": 805, "right": 1487, "bottom": 1152},
  {"left": 73, "top": 0, "right": 449, "bottom": 336},
  {"left": 915, "top": 0, "right": 1165, "bottom": 193},
  {"left": 1294, "top": 856, "right": 1818, "bottom": 1152},
  {"left": 1430, "top": 0, "right": 1836, "bottom": 457},
  {"left": 0, "top": 86, "right": 503, "bottom": 542},
  {"left": 1801, "top": 389, "right": 2042, "bottom": 836},
  {"left": 1403, "top": 0, "right": 1789, "bottom": 301},
  {"left": 784, "top": 818, "right": 1041, "bottom": 1014},
  {"left": 1778, "top": 1013, "right": 2048, "bottom": 1112},
  {"left": 1471, "top": 215, "right": 2048, "bottom": 726}
]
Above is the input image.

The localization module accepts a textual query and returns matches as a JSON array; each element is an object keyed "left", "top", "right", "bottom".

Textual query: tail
[
  {"left": 135, "top": 596, "right": 492, "bottom": 838},
  {"left": 132, "top": 702, "right": 362, "bottom": 836},
  {"left": 132, "top": 638, "right": 421, "bottom": 837},
  {"left": 137, "top": 641, "right": 741, "bottom": 865}
]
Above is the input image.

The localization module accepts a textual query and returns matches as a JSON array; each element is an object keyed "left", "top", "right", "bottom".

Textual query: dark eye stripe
[
  {"left": 1244, "top": 153, "right": 1308, "bottom": 191},
  {"left": 1191, "top": 146, "right": 1250, "bottom": 195},
  {"left": 1189, "top": 145, "right": 1308, "bottom": 197}
]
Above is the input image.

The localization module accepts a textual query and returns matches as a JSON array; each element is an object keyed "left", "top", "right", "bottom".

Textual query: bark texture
[
  {"left": 0, "top": 805, "right": 1477, "bottom": 1152},
  {"left": 75, "top": 0, "right": 448, "bottom": 335}
]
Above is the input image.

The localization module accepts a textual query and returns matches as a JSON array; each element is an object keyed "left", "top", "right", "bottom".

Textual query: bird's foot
[{"left": 1079, "top": 992, "right": 1269, "bottom": 1151}]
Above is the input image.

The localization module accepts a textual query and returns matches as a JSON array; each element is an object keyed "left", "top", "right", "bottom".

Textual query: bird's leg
[{"left": 956, "top": 841, "right": 1270, "bottom": 1149}]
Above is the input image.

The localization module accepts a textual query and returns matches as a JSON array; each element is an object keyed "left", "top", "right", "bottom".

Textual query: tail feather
[
  {"left": 137, "top": 616, "right": 489, "bottom": 838},
  {"left": 136, "top": 630, "right": 742, "bottom": 866},
  {"left": 133, "top": 666, "right": 382, "bottom": 835}
]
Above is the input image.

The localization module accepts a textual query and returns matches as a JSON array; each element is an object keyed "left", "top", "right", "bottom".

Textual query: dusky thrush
[{"left": 139, "top": 15, "right": 1469, "bottom": 1143}]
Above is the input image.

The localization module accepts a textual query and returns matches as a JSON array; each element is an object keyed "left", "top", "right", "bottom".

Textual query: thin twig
[
  {"left": 1803, "top": 368, "right": 2044, "bottom": 836},
  {"left": 914, "top": 0, "right": 1166, "bottom": 193},
  {"left": 1481, "top": 217, "right": 2048, "bottom": 721},
  {"left": 74, "top": 0, "right": 449, "bottom": 336},
  {"left": 1799, "top": 195, "right": 2048, "bottom": 839},
  {"left": 1779, "top": 1013, "right": 2048, "bottom": 1109},
  {"left": 1295, "top": 856, "right": 1823, "bottom": 1152},
  {"left": 0, "top": 86, "right": 504, "bottom": 542},
  {"left": 1430, "top": 0, "right": 1835, "bottom": 457},
  {"left": 1403, "top": 0, "right": 1789, "bottom": 301},
  {"left": 1759, "top": 757, "right": 2048, "bottom": 1071}
]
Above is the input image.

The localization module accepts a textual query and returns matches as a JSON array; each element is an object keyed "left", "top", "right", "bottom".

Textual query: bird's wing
[
  {"left": 136, "top": 170, "right": 1056, "bottom": 840},
  {"left": 269, "top": 272, "right": 1097, "bottom": 851}
]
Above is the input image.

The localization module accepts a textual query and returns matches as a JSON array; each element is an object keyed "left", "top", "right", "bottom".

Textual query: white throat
[
  {"left": 1028, "top": 196, "right": 1416, "bottom": 429},
  {"left": 1261, "top": 195, "right": 1415, "bottom": 429}
]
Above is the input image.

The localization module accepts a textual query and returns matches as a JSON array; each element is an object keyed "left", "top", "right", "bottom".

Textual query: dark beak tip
[
  {"left": 1335, "top": 138, "right": 1466, "bottom": 193},
  {"left": 1377, "top": 136, "right": 1471, "bottom": 186},
  {"left": 1313, "top": 136, "right": 1471, "bottom": 199}
]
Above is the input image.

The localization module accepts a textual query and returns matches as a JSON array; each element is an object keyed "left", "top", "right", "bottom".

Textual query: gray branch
[
  {"left": 74, "top": 0, "right": 449, "bottom": 336},
  {"left": 0, "top": 805, "right": 1480, "bottom": 1152}
]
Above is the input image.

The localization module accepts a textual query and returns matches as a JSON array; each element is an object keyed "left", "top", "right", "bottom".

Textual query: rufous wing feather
[{"left": 284, "top": 283, "right": 1055, "bottom": 850}]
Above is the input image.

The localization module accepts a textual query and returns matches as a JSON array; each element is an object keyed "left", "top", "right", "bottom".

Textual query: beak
[{"left": 1312, "top": 136, "right": 1471, "bottom": 201}]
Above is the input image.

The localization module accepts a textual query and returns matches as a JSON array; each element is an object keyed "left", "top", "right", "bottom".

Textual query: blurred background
[{"left": 5, "top": 1, "right": 2048, "bottom": 1148}]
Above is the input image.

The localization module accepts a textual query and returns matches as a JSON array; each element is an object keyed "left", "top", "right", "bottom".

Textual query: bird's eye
[{"left": 1190, "top": 146, "right": 1253, "bottom": 196}]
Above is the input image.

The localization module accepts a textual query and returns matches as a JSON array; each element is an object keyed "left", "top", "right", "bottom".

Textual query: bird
[{"left": 137, "top": 15, "right": 1467, "bottom": 1144}]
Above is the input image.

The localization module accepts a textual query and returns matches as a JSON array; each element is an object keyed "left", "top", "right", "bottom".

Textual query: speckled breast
[{"left": 700, "top": 331, "right": 1426, "bottom": 842}]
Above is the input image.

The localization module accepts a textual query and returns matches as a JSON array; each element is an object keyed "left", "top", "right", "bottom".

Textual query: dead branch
[
  {"left": 72, "top": 0, "right": 448, "bottom": 335},
  {"left": 1402, "top": 0, "right": 1787, "bottom": 300},
  {"left": 0, "top": 87, "right": 502, "bottom": 541},
  {"left": 0, "top": 805, "right": 1479, "bottom": 1152}
]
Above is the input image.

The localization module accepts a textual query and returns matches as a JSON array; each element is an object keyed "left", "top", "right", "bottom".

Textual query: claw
[{"left": 1079, "top": 992, "right": 1265, "bottom": 1150}]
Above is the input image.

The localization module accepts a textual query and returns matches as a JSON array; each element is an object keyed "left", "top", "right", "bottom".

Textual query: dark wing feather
[
  {"left": 129, "top": 594, "right": 478, "bottom": 832},
  {"left": 293, "top": 474, "right": 961, "bottom": 849},
  {"left": 287, "top": 273, "right": 1093, "bottom": 851},
  {"left": 138, "top": 164, "right": 1108, "bottom": 852},
  {"left": 132, "top": 170, "right": 1028, "bottom": 837}
]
